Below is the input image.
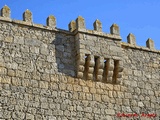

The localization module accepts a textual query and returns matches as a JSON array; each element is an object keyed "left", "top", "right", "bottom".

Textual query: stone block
[
  {"left": 0, "top": 67, "right": 7, "bottom": 75},
  {"left": 89, "top": 87, "right": 96, "bottom": 94},
  {"left": 123, "top": 99, "right": 130, "bottom": 106},
  {"left": 105, "top": 109, "right": 115, "bottom": 115},
  {"left": 31, "top": 79, "right": 38, "bottom": 88},
  {"left": 101, "top": 95, "right": 110, "bottom": 102},
  {"left": 87, "top": 74, "right": 93, "bottom": 80},
  {"left": 107, "top": 71, "right": 113, "bottom": 77},
  {"left": 26, "top": 113, "right": 34, "bottom": 120},
  {"left": 77, "top": 54, "right": 85, "bottom": 65},
  {"left": 78, "top": 65, "right": 85, "bottom": 72},
  {"left": 7, "top": 69, "right": 15, "bottom": 77},
  {"left": 25, "top": 39, "right": 42, "bottom": 46},
  {"left": 86, "top": 93, "right": 92, "bottom": 100},
  {"left": 108, "top": 91, "right": 113, "bottom": 97},
  {"left": 39, "top": 81, "right": 48, "bottom": 89},
  {"left": 50, "top": 83, "right": 58, "bottom": 90},
  {"left": 59, "top": 83, "right": 67, "bottom": 91},
  {"left": 97, "top": 75, "right": 103, "bottom": 81},
  {"left": 14, "top": 36, "right": 24, "bottom": 44},
  {"left": 40, "top": 48, "right": 49, "bottom": 55},
  {"left": 41, "top": 73, "right": 50, "bottom": 81},
  {"left": 138, "top": 102, "right": 144, "bottom": 107},
  {"left": 73, "top": 85, "right": 82, "bottom": 92},
  {"left": 88, "top": 67, "right": 94, "bottom": 73},
  {"left": 12, "top": 77, "right": 21, "bottom": 86},
  {"left": 30, "top": 46, "right": 39, "bottom": 54},
  {"left": 1, "top": 76, "right": 11, "bottom": 84},
  {"left": 22, "top": 79, "right": 30, "bottom": 87},
  {"left": 98, "top": 69, "right": 103, "bottom": 75},
  {"left": 16, "top": 70, "right": 25, "bottom": 78},
  {"left": 113, "top": 85, "right": 121, "bottom": 91},
  {"left": 77, "top": 72, "right": 83, "bottom": 78},
  {"left": 124, "top": 92, "right": 132, "bottom": 99},
  {"left": 4, "top": 36, "right": 13, "bottom": 43},
  {"left": 82, "top": 86, "right": 89, "bottom": 93}
]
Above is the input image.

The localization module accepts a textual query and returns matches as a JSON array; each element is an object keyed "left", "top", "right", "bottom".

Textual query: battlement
[
  {"left": 1, "top": 6, "right": 159, "bottom": 52},
  {"left": 0, "top": 5, "right": 160, "bottom": 84},
  {"left": 0, "top": 5, "right": 160, "bottom": 119},
  {"left": 0, "top": 5, "right": 160, "bottom": 53}
]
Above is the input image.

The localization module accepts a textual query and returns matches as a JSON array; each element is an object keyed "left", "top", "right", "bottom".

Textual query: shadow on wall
[{"left": 51, "top": 32, "right": 76, "bottom": 77}]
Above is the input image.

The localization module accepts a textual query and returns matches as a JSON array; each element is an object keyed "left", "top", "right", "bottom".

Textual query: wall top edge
[{"left": 121, "top": 42, "right": 160, "bottom": 53}]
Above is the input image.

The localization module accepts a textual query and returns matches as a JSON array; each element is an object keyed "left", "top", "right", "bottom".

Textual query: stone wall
[{"left": 0, "top": 6, "right": 159, "bottom": 120}]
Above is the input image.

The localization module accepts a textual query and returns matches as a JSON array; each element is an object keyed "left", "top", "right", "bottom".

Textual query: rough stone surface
[
  {"left": 47, "top": 15, "right": 56, "bottom": 28},
  {"left": 23, "top": 9, "right": 32, "bottom": 22},
  {"left": 0, "top": 8, "right": 160, "bottom": 120}
]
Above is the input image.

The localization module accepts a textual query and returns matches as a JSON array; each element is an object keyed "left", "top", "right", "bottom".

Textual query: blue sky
[{"left": 0, "top": 0, "right": 160, "bottom": 49}]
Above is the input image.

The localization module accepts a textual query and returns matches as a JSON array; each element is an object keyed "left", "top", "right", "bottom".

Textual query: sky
[{"left": 0, "top": 0, "right": 160, "bottom": 49}]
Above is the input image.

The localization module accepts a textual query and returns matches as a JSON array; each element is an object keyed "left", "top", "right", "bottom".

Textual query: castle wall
[
  {"left": 122, "top": 46, "right": 160, "bottom": 116},
  {"left": 0, "top": 6, "right": 159, "bottom": 120}
]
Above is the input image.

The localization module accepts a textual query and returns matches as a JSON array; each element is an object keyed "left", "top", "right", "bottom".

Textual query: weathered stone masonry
[{"left": 0, "top": 5, "right": 160, "bottom": 120}]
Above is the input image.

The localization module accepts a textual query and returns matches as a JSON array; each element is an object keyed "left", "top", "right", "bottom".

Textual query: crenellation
[
  {"left": 0, "top": 6, "right": 160, "bottom": 120},
  {"left": 0, "top": 5, "right": 10, "bottom": 18},
  {"left": 23, "top": 9, "right": 32, "bottom": 23},
  {"left": 68, "top": 20, "right": 76, "bottom": 32},
  {"left": 110, "top": 23, "right": 120, "bottom": 35},
  {"left": 76, "top": 16, "right": 86, "bottom": 30},
  {"left": 146, "top": 38, "right": 155, "bottom": 50},
  {"left": 46, "top": 15, "right": 56, "bottom": 28},
  {"left": 127, "top": 33, "right": 136, "bottom": 45},
  {"left": 93, "top": 19, "right": 102, "bottom": 32}
]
